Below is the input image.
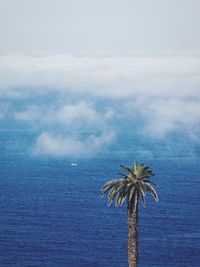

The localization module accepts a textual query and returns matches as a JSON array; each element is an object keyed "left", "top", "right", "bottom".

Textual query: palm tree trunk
[{"left": 128, "top": 193, "right": 138, "bottom": 267}]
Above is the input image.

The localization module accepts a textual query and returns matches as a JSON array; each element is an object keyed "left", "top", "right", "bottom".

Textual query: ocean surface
[{"left": 0, "top": 132, "right": 200, "bottom": 267}]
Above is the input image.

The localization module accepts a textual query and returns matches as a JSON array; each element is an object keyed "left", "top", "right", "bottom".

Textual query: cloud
[
  {"left": 33, "top": 132, "right": 114, "bottom": 157},
  {"left": 1, "top": 52, "right": 200, "bottom": 157},
  {"left": 14, "top": 101, "right": 114, "bottom": 156},
  {"left": 55, "top": 101, "right": 109, "bottom": 128},
  {"left": 126, "top": 97, "right": 200, "bottom": 138},
  {"left": 0, "top": 53, "right": 200, "bottom": 99},
  {"left": 14, "top": 101, "right": 113, "bottom": 130}
]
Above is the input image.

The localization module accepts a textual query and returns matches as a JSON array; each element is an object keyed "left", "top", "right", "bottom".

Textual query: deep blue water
[{"left": 0, "top": 134, "right": 200, "bottom": 266}]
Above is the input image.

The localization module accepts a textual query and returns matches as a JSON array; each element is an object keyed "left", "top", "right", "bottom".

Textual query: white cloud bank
[
  {"left": 0, "top": 53, "right": 200, "bottom": 99},
  {"left": 1, "top": 52, "right": 200, "bottom": 156}
]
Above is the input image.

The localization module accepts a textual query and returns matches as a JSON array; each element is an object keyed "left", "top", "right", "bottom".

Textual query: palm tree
[{"left": 101, "top": 160, "right": 158, "bottom": 267}]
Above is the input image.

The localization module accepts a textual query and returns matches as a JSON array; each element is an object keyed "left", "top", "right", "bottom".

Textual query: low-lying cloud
[
  {"left": 14, "top": 101, "right": 114, "bottom": 156},
  {"left": 0, "top": 53, "right": 200, "bottom": 99},
  {"left": 126, "top": 97, "right": 200, "bottom": 139},
  {"left": 1, "top": 52, "right": 200, "bottom": 156},
  {"left": 14, "top": 101, "right": 113, "bottom": 130},
  {"left": 34, "top": 132, "right": 114, "bottom": 157}
]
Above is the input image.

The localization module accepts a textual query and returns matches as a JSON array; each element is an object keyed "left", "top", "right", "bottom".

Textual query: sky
[
  {"left": 0, "top": 0, "right": 200, "bottom": 157},
  {"left": 0, "top": 0, "right": 200, "bottom": 53}
]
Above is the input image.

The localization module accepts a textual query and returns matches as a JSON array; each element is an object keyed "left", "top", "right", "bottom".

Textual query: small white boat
[{"left": 71, "top": 163, "right": 78, "bottom": 166}]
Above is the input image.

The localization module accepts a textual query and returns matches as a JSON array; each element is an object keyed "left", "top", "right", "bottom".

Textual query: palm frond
[
  {"left": 107, "top": 183, "right": 126, "bottom": 206},
  {"left": 120, "top": 164, "right": 134, "bottom": 175},
  {"left": 101, "top": 179, "right": 123, "bottom": 196},
  {"left": 117, "top": 173, "right": 129, "bottom": 179},
  {"left": 139, "top": 182, "right": 146, "bottom": 197},
  {"left": 139, "top": 190, "right": 146, "bottom": 207},
  {"left": 143, "top": 179, "right": 156, "bottom": 186},
  {"left": 145, "top": 183, "right": 158, "bottom": 202},
  {"left": 102, "top": 179, "right": 121, "bottom": 189},
  {"left": 116, "top": 188, "right": 126, "bottom": 207},
  {"left": 141, "top": 170, "right": 155, "bottom": 178}
]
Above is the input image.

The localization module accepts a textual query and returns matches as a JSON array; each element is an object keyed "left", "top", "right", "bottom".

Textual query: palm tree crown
[{"left": 101, "top": 160, "right": 158, "bottom": 210}]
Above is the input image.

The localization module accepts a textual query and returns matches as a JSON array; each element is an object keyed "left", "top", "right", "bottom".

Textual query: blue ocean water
[{"left": 0, "top": 132, "right": 200, "bottom": 266}]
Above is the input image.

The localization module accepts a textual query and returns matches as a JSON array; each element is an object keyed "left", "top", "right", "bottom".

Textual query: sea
[{"left": 0, "top": 130, "right": 200, "bottom": 267}]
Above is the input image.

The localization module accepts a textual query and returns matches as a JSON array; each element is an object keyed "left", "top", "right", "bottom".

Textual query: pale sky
[{"left": 0, "top": 0, "right": 200, "bottom": 53}]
